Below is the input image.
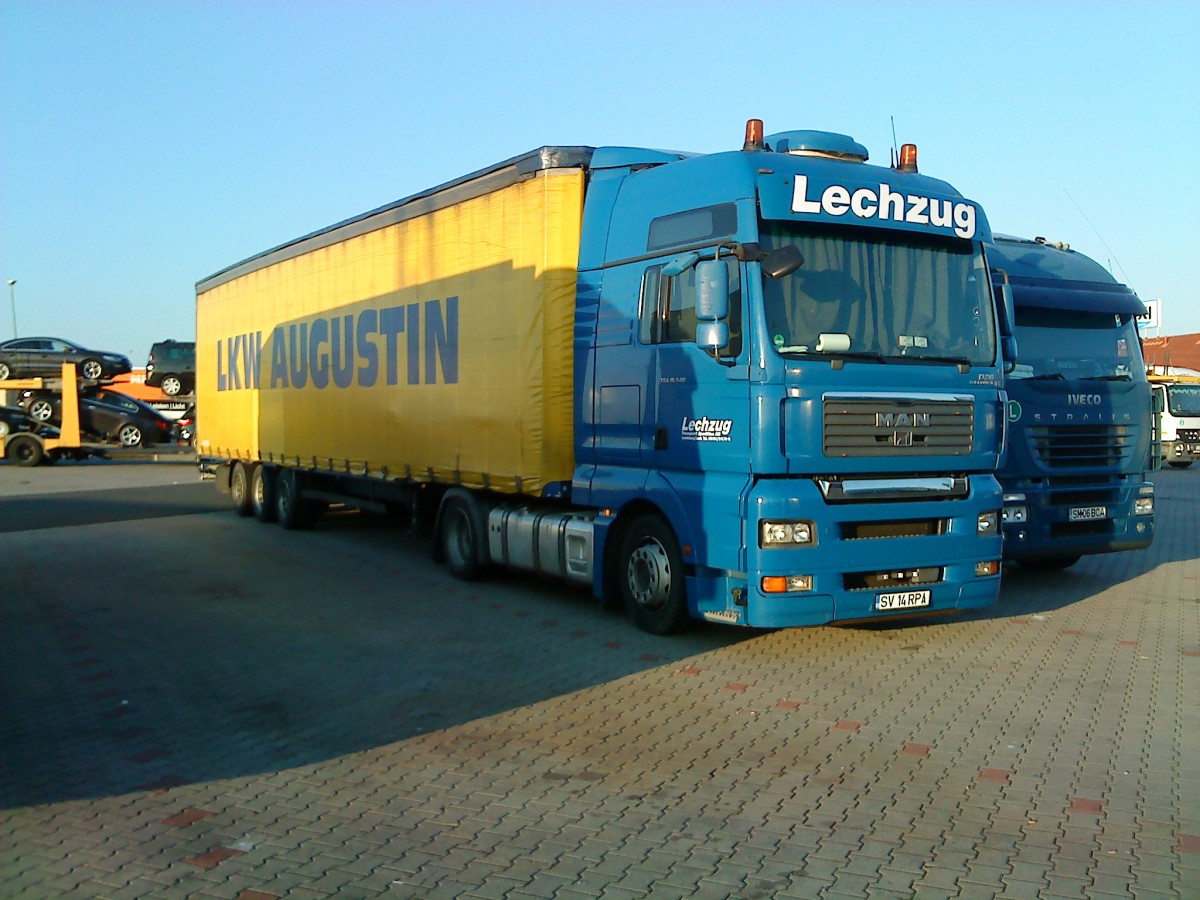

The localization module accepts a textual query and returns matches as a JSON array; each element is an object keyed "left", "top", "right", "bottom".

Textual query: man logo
[{"left": 877, "top": 412, "right": 932, "bottom": 428}]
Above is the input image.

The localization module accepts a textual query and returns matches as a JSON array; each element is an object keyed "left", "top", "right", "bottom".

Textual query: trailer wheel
[
  {"left": 275, "top": 468, "right": 317, "bottom": 530},
  {"left": 6, "top": 434, "right": 45, "bottom": 467},
  {"left": 438, "top": 493, "right": 488, "bottom": 580},
  {"left": 230, "top": 462, "right": 254, "bottom": 516},
  {"left": 252, "top": 465, "right": 276, "bottom": 522},
  {"left": 1022, "top": 555, "right": 1081, "bottom": 571},
  {"left": 1168, "top": 461, "right": 1193, "bottom": 469},
  {"left": 617, "top": 514, "right": 690, "bottom": 635}
]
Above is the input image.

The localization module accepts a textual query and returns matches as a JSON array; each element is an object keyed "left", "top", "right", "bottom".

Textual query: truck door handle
[{"left": 654, "top": 427, "right": 669, "bottom": 451}]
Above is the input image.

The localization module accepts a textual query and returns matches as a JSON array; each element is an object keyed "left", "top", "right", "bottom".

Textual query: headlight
[
  {"left": 977, "top": 510, "right": 1000, "bottom": 534},
  {"left": 1002, "top": 506, "right": 1027, "bottom": 524},
  {"left": 760, "top": 519, "right": 816, "bottom": 547},
  {"left": 1135, "top": 498, "right": 1154, "bottom": 516}
]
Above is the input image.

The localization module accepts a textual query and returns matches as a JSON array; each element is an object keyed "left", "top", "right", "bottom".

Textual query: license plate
[
  {"left": 1069, "top": 506, "right": 1106, "bottom": 521},
  {"left": 876, "top": 589, "right": 931, "bottom": 611}
]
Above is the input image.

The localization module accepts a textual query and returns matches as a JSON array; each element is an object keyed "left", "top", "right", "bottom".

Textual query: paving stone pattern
[{"left": 1, "top": 468, "right": 1197, "bottom": 898}]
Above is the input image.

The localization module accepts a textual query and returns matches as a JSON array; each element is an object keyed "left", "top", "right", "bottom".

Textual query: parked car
[
  {"left": 18, "top": 386, "right": 175, "bottom": 447},
  {"left": 0, "top": 337, "right": 132, "bottom": 382},
  {"left": 0, "top": 404, "right": 57, "bottom": 439},
  {"left": 145, "top": 339, "right": 195, "bottom": 396}
]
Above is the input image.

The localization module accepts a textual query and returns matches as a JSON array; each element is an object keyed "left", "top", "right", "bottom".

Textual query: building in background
[{"left": 1142, "top": 333, "right": 1200, "bottom": 375}]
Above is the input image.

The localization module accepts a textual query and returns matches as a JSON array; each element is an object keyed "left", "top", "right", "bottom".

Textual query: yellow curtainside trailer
[{"left": 196, "top": 163, "right": 584, "bottom": 496}]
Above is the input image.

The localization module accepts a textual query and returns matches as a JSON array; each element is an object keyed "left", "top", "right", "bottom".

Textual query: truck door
[{"left": 640, "top": 257, "right": 751, "bottom": 475}]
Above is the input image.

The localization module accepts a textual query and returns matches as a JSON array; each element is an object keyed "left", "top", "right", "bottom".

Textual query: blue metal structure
[
  {"left": 572, "top": 123, "right": 1006, "bottom": 631},
  {"left": 989, "top": 235, "right": 1154, "bottom": 570}
]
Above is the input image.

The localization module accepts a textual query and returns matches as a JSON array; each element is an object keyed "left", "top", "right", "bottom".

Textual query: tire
[
  {"left": 6, "top": 434, "right": 44, "bottom": 467},
  {"left": 230, "top": 461, "right": 254, "bottom": 516},
  {"left": 1167, "top": 461, "right": 1193, "bottom": 469},
  {"left": 116, "top": 423, "right": 144, "bottom": 447},
  {"left": 0, "top": 361, "right": 10, "bottom": 380},
  {"left": 275, "top": 468, "right": 317, "bottom": 530},
  {"left": 29, "top": 398, "right": 56, "bottom": 422},
  {"left": 617, "top": 514, "right": 690, "bottom": 635},
  {"left": 438, "top": 493, "right": 488, "bottom": 580},
  {"left": 1021, "top": 555, "right": 1081, "bottom": 571},
  {"left": 81, "top": 358, "right": 104, "bottom": 380},
  {"left": 161, "top": 375, "right": 183, "bottom": 396},
  {"left": 252, "top": 465, "right": 276, "bottom": 522}
]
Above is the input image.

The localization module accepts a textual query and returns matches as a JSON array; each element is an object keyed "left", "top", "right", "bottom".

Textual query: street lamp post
[{"left": 5, "top": 279, "right": 15, "bottom": 339}]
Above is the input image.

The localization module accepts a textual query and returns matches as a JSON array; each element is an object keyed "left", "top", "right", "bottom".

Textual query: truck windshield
[
  {"left": 1009, "top": 308, "right": 1143, "bottom": 382},
  {"left": 1166, "top": 384, "right": 1200, "bottom": 416},
  {"left": 759, "top": 222, "right": 995, "bottom": 366}
]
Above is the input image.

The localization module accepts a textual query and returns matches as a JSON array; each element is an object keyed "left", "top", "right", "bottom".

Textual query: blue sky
[{"left": 2, "top": 0, "right": 1197, "bottom": 362}]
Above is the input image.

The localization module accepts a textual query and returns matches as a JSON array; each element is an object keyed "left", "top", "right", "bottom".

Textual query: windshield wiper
[
  {"left": 828, "top": 351, "right": 888, "bottom": 364},
  {"left": 1024, "top": 373, "right": 1067, "bottom": 381},
  {"left": 915, "top": 355, "right": 973, "bottom": 369},
  {"left": 1082, "top": 374, "right": 1133, "bottom": 381}
]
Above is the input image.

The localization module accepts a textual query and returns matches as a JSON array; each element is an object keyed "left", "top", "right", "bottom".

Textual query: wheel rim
[
  {"left": 253, "top": 473, "right": 265, "bottom": 507},
  {"left": 0, "top": 364, "right": 9, "bottom": 380},
  {"left": 277, "top": 477, "right": 293, "bottom": 518},
  {"left": 31, "top": 400, "right": 53, "bottom": 420},
  {"left": 83, "top": 361, "right": 103, "bottom": 379},
  {"left": 163, "top": 377, "right": 181, "bottom": 395},
  {"left": 627, "top": 538, "right": 673, "bottom": 611},
  {"left": 119, "top": 424, "right": 142, "bottom": 446}
]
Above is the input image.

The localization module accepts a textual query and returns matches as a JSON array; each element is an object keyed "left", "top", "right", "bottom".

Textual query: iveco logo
[
  {"left": 1067, "top": 393, "right": 1102, "bottom": 406},
  {"left": 877, "top": 412, "right": 932, "bottom": 427}
]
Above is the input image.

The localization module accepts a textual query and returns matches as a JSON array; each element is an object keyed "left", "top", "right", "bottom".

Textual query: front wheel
[
  {"left": 6, "top": 434, "right": 44, "bottom": 467},
  {"left": 29, "top": 398, "right": 56, "bottom": 422},
  {"left": 81, "top": 358, "right": 104, "bottom": 380},
  {"left": 617, "top": 514, "right": 690, "bottom": 635},
  {"left": 0, "top": 362, "right": 11, "bottom": 380}
]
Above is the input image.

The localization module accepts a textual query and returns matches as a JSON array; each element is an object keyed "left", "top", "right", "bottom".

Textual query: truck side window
[{"left": 639, "top": 260, "right": 742, "bottom": 357}]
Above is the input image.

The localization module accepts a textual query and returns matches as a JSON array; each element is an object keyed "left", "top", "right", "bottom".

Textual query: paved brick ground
[{"left": 1, "top": 465, "right": 1196, "bottom": 898}]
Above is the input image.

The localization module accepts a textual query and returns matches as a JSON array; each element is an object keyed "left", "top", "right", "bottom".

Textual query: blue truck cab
[
  {"left": 573, "top": 122, "right": 1006, "bottom": 631},
  {"left": 989, "top": 235, "right": 1154, "bottom": 570}
]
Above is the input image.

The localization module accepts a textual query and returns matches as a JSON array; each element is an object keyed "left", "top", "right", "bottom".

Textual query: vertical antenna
[
  {"left": 1064, "top": 188, "right": 1132, "bottom": 284},
  {"left": 890, "top": 116, "right": 899, "bottom": 168}
]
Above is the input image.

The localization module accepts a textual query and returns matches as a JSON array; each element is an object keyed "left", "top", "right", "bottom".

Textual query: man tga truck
[
  {"left": 989, "top": 235, "right": 1154, "bottom": 570},
  {"left": 1149, "top": 376, "right": 1200, "bottom": 468},
  {"left": 196, "top": 120, "right": 1009, "bottom": 634}
]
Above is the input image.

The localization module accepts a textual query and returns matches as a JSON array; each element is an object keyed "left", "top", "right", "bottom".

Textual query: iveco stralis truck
[
  {"left": 990, "top": 235, "right": 1154, "bottom": 569},
  {"left": 196, "top": 120, "right": 1008, "bottom": 633}
]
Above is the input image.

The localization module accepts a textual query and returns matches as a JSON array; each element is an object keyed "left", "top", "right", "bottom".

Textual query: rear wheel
[
  {"left": 438, "top": 492, "right": 488, "bottom": 580},
  {"left": 116, "top": 423, "right": 143, "bottom": 447},
  {"left": 81, "top": 358, "right": 104, "bottom": 380},
  {"left": 275, "top": 468, "right": 317, "bottom": 530},
  {"left": 252, "top": 465, "right": 276, "bottom": 522},
  {"left": 230, "top": 462, "right": 253, "bottom": 516},
  {"left": 6, "top": 434, "right": 44, "bottom": 467},
  {"left": 0, "top": 362, "right": 11, "bottom": 380},
  {"left": 617, "top": 514, "right": 690, "bottom": 635},
  {"left": 161, "top": 375, "right": 183, "bottom": 396}
]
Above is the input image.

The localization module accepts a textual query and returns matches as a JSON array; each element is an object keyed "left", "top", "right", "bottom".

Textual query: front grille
[
  {"left": 845, "top": 566, "right": 943, "bottom": 591},
  {"left": 823, "top": 397, "right": 974, "bottom": 457},
  {"left": 1026, "top": 424, "right": 1132, "bottom": 469},
  {"left": 1178, "top": 428, "right": 1200, "bottom": 442},
  {"left": 841, "top": 519, "right": 947, "bottom": 540}
]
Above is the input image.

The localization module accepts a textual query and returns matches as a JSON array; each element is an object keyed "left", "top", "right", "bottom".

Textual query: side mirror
[
  {"left": 695, "top": 259, "right": 729, "bottom": 321},
  {"left": 1001, "top": 335, "right": 1018, "bottom": 374},
  {"left": 762, "top": 245, "right": 803, "bottom": 279},
  {"left": 993, "top": 280, "right": 1016, "bottom": 338},
  {"left": 696, "top": 321, "right": 730, "bottom": 352}
]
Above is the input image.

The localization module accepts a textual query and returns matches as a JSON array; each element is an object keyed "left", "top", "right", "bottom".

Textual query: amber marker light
[{"left": 899, "top": 143, "right": 919, "bottom": 173}]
